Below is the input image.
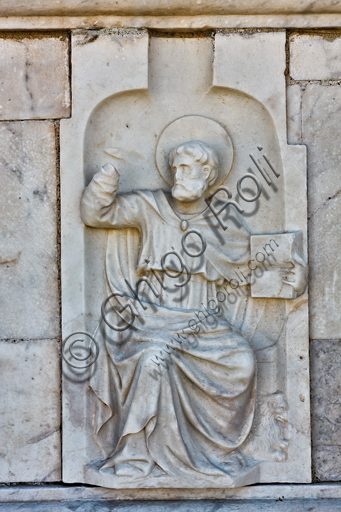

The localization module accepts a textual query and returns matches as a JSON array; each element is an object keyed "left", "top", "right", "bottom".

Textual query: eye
[{"left": 181, "top": 165, "right": 191, "bottom": 175}]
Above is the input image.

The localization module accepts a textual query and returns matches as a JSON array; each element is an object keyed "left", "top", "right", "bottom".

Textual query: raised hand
[{"left": 102, "top": 162, "right": 120, "bottom": 184}]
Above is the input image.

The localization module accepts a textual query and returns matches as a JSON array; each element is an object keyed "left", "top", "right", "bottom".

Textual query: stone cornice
[
  {"left": 1, "top": 14, "right": 341, "bottom": 31},
  {"left": 1, "top": 0, "right": 341, "bottom": 17}
]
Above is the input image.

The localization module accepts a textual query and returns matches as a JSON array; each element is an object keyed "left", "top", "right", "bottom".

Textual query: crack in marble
[{"left": 309, "top": 188, "right": 341, "bottom": 220}]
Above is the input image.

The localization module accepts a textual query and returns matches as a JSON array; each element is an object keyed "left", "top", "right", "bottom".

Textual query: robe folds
[{"left": 81, "top": 182, "right": 257, "bottom": 480}]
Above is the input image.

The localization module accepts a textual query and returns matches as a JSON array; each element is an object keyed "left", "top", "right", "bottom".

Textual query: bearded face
[{"left": 170, "top": 153, "right": 211, "bottom": 203}]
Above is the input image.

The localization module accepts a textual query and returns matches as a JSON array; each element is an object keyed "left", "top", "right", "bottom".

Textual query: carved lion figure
[{"left": 242, "top": 391, "right": 290, "bottom": 462}]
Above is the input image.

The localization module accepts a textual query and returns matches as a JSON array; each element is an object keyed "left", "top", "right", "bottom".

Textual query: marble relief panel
[{"left": 61, "top": 29, "right": 310, "bottom": 489}]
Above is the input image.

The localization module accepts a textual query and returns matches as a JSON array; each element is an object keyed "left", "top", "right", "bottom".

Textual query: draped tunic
[{"left": 81, "top": 169, "right": 257, "bottom": 483}]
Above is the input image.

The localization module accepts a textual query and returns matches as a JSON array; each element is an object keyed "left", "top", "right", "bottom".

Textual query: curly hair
[{"left": 169, "top": 140, "right": 219, "bottom": 186}]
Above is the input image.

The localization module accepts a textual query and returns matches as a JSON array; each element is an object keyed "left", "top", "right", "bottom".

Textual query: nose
[{"left": 174, "top": 167, "right": 182, "bottom": 180}]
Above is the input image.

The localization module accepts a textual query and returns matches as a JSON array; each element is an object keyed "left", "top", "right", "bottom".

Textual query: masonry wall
[{"left": 0, "top": 29, "right": 341, "bottom": 485}]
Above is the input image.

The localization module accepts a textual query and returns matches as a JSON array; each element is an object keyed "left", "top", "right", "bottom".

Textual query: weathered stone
[
  {"left": 287, "top": 84, "right": 301, "bottom": 144},
  {"left": 0, "top": 35, "right": 70, "bottom": 120},
  {"left": 2, "top": 16, "right": 341, "bottom": 31},
  {"left": 314, "top": 446, "right": 341, "bottom": 482},
  {"left": 1, "top": 483, "right": 341, "bottom": 502},
  {"left": 290, "top": 34, "right": 341, "bottom": 80},
  {"left": 2, "top": 499, "right": 341, "bottom": 511},
  {"left": 308, "top": 194, "right": 341, "bottom": 340},
  {"left": 0, "top": 340, "right": 61, "bottom": 483},
  {"left": 61, "top": 30, "right": 310, "bottom": 489},
  {"left": 302, "top": 85, "right": 341, "bottom": 339},
  {"left": 311, "top": 340, "right": 341, "bottom": 446},
  {"left": 302, "top": 85, "right": 341, "bottom": 216},
  {"left": 1, "top": 0, "right": 341, "bottom": 16},
  {"left": 311, "top": 340, "right": 341, "bottom": 481},
  {"left": 0, "top": 121, "right": 59, "bottom": 339}
]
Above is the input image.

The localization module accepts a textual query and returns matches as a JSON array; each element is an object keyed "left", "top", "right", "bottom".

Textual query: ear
[{"left": 207, "top": 167, "right": 217, "bottom": 186}]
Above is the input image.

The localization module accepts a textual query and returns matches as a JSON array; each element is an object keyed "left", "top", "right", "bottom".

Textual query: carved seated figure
[{"left": 80, "top": 140, "right": 307, "bottom": 484}]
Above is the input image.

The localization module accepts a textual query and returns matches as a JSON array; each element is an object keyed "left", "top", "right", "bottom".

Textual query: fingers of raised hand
[
  {"left": 282, "top": 278, "right": 295, "bottom": 285},
  {"left": 284, "top": 259, "right": 296, "bottom": 268},
  {"left": 285, "top": 254, "right": 306, "bottom": 268},
  {"left": 293, "top": 253, "right": 306, "bottom": 268},
  {"left": 103, "top": 163, "right": 120, "bottom": 176},
  {"left": 280, "top": 270, "right": 295, "bottom": 282}
]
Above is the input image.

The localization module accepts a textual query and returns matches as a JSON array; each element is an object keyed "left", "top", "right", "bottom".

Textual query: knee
[
  {"left": 230, "top": 344, "right": 256, "bottom": 382},
  {"left": 242, "top": 349, "right": 256, "bottom": 380}
]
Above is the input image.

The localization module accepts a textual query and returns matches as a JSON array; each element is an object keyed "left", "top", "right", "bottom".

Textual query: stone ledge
[
  {"left": 3, "top": 14, "right": 341, "bottom": 30},
  {"left": 2, "top": 499, "right": 341, "bottom": 512},
  {"left": 1, "top": 484, "right": 341, "bottom": 502},
  {"left": 1, "top": 0, "right": 341, "bottom": 17}
]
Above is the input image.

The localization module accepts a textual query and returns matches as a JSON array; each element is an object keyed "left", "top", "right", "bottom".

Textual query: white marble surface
[
  {"left": 61, "top": 29, "right": 310, "bottom": 489},
  {"left": 250, "top": 232, "right": 304, "bottom": 298},
  {"left": 0, "top": 2, "right": 337, "bottom": 499},
  {"left": 214, "top": 31, "right": 287, "bottom": 144},
  {"left": 3, "top": 15, "right": 341, "bottom": 31},
  {"left": 212, "top": 33, "right": 310, "bottom": 485},
  {"left": 61, "top": 28, "right": 149, "bottom": 484},
  {"left": 0, "top": 121, "right": 59, "bottom": 340},
  {"left": 290, "top": 34, "right": 341, "bottom": 80},
  {"left": 302, "top": 85, "right": 341, "bottom": 339},
  {"left": 4, "top": 15, "right": 341, "bottom": 31},
  {"left": 0, "top": 340, "right": 61, "bottom": 483},
  {"left": 1, "top": 0, "right": 341, "bottom": 16},
  {"left": 286, "top": 84, "right": 301, "bottom": 144},
  {"left": 0, "top": 35, "right": 70, "bottom": 120}
]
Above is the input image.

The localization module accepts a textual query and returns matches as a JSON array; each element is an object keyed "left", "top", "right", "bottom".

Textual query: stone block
[
  {"left": 0, "top": 35, "right": 70, "bottom": 120},
  {"left": 0, "top": 339, "right": 61, "bottom": 483},
  {"left": 0, "top": 121, "right": 59, "bottom": 339},
  {"left": 290, "top": 34, "right": 341, "bottom": 80},
  {"left": 302, "top": 85, "right": 341, "bottom": 216},
  {"left": 314, "top": 446, "right": 341, "bottom": 482},
  {"left": 311, "top": 340, "right": 341, "bottom": 446},
  {"left": 308, "top": 194, "right": 341, "bottom": 340},
  {"left": 287, "top": 84, "right": 301, "bottom": 144},
  {"left": 302, "top": 85, "right": 341, "bottom": 339},
  {"left": 311, "top": 340, "right": 341, "bottom": 480}
]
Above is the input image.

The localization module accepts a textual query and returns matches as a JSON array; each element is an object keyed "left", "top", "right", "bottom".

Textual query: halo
[{"left": 155, "top": 115, "right": 234, "bottom": 189}]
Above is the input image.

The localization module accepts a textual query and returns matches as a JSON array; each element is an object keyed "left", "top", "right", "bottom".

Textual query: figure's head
[{"left": 169, "top": 140, "right": 219, "bottom": 202}]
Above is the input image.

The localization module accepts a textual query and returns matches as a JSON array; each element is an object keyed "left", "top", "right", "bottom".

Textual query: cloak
[{"left": 86, "top": 189, "right": 258, "bottom": 482}]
